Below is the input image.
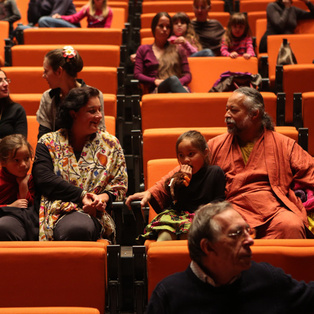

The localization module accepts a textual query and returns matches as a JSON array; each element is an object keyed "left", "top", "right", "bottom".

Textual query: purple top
[
  {"left": 134, "top": 44, "right": 191, "bottom": 93},
  {"left": 220, "top": 36, "right": 255, "bottom": 57}
]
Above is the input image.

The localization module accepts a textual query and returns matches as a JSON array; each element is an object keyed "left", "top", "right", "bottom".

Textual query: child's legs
[{"left": 157, "top": 230, "right": 176, "bottom": 241}]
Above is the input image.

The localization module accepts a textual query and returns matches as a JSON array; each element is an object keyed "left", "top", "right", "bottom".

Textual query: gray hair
[
  {"left": 188, "top": 201, "right": 232, "bottom": 264},
  {"left": 234, "top": 87, "right": 274, "bottom": 130}
]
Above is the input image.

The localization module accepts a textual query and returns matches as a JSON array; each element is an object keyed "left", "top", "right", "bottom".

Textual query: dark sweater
[
  {"left": 0, "top": 101, "right": 27, "bottom": 139},
  {"left": 147, "top": 262, "right": 314, "bottom": 314}
]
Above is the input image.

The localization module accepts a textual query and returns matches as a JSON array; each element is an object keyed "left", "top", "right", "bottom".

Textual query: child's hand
[
  {"left": 230, "top": 52, "right": 239, "bottom": 58},
  {"left": 16, "top": 174, "right": 30, "bottom": 186},
  {"left": 243, "top": 53, "right": 251, "bottom": 60},
  {"left": 16, "top": 174, "right": 30, "bottom": 199},
  {"left": 8, "top": 199, "right": 28, "bottom": 208},
  {"left": 173, "top": 36, "right": 186, "bottom": 45},
  {"left": 180, "top": 164, "right": 192, "bottom": 179}
]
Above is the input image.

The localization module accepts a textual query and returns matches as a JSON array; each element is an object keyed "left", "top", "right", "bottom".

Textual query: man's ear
[{"left": 200, "top": 238, "right": 214, "bottom": 255}]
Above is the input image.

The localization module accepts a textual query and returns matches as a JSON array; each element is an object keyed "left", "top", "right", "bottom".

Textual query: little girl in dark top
[{"left": 140, "top": 130, "right": 225, "bottom": 242}]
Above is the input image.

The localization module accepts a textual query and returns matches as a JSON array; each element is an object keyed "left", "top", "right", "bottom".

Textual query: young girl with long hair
[
  {"left": 168, "top": 12, "right": 202, "bottom": 57},
  {"left": 0, "top": 134, "right": 37, "bottom": 240},
  {"left": 220, "top": 13, "right": 255, "bottom": 59}
]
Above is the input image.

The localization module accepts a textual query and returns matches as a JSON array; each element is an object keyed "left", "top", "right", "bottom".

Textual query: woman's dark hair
[
  {"left": 0, "top": 69, "right": 13, "bottom": 106},
  {"left": 151, "top": 12, "right": 173, "bottom": 37},
  {"left": 0, "top": 134, "right": 33, "bottom": 163},
  {"left": 45, "top": 47, "right": 84, "bottom": 78},
  {"left": 57, "top": 86, "right": 99, "bottom": 130}
]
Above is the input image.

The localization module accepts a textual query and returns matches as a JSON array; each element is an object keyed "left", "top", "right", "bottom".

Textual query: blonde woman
[{"left": 52, "top": 0, "right": 112, "bottom": 28}]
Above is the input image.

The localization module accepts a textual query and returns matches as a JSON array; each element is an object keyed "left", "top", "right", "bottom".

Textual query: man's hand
[{"left": 125, "top": 191, "right": 152, "bottom": 210}]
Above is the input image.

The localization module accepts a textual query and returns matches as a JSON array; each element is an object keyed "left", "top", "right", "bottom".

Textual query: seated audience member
[
  {"left": 28, "top": 0, "right": 79, "bottom": 27},
  {"left": 0, "top": 0, "right": 21, "bottom": 37},
  {"left": 169, "top": 12, "right": 212, "bottom": 57},
  {"left": 259, "top": 0, "right": 314, "bottom": 53},
  {"left": 0, "top": 134, "right": 37, "bottom": 241},
  {"left": 134, "top": 12, "right": 191, "bottom": 94},
  {"left": 220, "top": 13, "right": 255, "bottom": 59},
  {"left": 135, "top": 130, "right": 225, "bottom": 242},
  {"left": 0, "top": 69, "right": 27, "bottom": 139},
  {"left": 51, "top": 0, "right": 113, "bottom": 28},
  {"left": 191, "top": 0, "right": 225, "bottom": 56},
  {"left": 147, "top": 201, "right": 314, "bottom": 313},
  {"left": 126, "top": 87, "right": 314, "bottom": 239},
  {"left": 37, "top": 46, "right": 105, "bottom": 139},
  {"left": 32, "top": 86, "right": 128, "bottom": 241}
]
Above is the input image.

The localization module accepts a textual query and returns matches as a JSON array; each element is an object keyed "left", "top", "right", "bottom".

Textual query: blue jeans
[
  {"left": 38, "top": 16, "right": 78, "bottom": 28},
  {"left": 190, "top": 49, "right": 215, "bottom": 57}
]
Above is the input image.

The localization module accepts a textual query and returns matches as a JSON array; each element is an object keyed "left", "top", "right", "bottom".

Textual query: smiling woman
[
  {"left": 36, "top": 46, "right": 106, "bottom": 140},
  {"left": 0, "top": 69, "right": 27, "bottom": 139},
  {"left": 32, "top": 86, "right": 128, "bottom": 241}
]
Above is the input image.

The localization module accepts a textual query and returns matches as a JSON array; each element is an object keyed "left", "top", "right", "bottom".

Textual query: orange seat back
[{"left": 301, "top": 91, "right": 314, "bottom": 156}]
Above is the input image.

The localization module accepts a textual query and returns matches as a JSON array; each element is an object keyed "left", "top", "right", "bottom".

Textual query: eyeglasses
[
  {"left": 0, "top": 78, "right": 11, "bottom": 85},
  {"left": 228, "top": 227, "right": 256, "bottom": 239}
]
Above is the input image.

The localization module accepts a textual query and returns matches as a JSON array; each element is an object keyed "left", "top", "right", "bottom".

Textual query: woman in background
[
  {"left": 134, "top": 12, "right": 191, "bottom": 94},
  {"left": 52, "top": 0, "right": 112, "bottom": 28},
  {"left": 259, "top": 0, "right": 314, "bottom": 53}
]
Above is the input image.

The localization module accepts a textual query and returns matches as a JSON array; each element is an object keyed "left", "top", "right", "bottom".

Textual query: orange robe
[{"left": 208, "top": 129, "right": 314, "bottom": 229}]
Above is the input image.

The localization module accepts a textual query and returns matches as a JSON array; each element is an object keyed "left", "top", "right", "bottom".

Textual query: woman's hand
[
  {"left": 8, "top": 199, "right": 28, "bottom": 208},
  {"left": 82, "top": 192, "right": 109, "bottom": 217},
  {"left": 229, "top": 51, "right": 239, "bottom": 58},
  {"left": 243, "top": 53, "right": 251, "bottom": 60},
  {"left": 125, "top": 191, "right": 152, "bottom": 210},
  {"left": 130, "top": 53, "right": 136, "bottom": 63}
]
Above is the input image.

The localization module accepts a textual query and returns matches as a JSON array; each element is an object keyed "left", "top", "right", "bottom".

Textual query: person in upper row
[
  {"left": 169, "top": 12, "right": 212, "bottom": 57},
  {"left": 0, "top": 0, "right": 21, "bottom": 37},
  {"left": 51, "top": 0, "right": 113, "bottom": 28},
  {"left": 220, "top": 12, "right": 255, "bottom": 59},
  {"left": 0, "top": 69, "right": 27, "bottom": 139},
  {"left": 126, "top": 87, "right": 314, "bottom": 239},
  {"left": 36, "top": 46, "right": 105, "bottom": 139},
  {"left": 259, "top": 0, "right": 314, "bottom": 53},
  {"left": 134, "top": 12, "right": 191, "bottom": 94},
  {"left": 191, "top": 0, "right": 225, "bottom": 56},
  {"left": 27, "top": 0, "right": 79, "bottom": 27}
]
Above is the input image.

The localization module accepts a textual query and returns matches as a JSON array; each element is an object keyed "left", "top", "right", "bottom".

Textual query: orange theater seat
[
  {"left": 10, "top": 45, "right": 120, "bottom": 67},
  {"left": 0, "top": 241, "right": 108, "bottom": 314},
  {"left": 0, "top": 307, "right": 100, "bottom": 313},
  {"left": 187, "top": 57, "right": 259, "bottom": 93},
  {"left": 301, "top": 92, "right": 314, "bottom": 156},
  {"left": 22, "top": 28, "right": 122, "bottom": 45}
]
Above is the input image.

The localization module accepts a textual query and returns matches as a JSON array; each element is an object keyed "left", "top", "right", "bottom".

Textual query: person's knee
[
  {"left": 38, "top": 16, "right": 51, "bottom": 27},
  {"left": 157, "top": 231, "right": 176, "bottom": 241},
  {"left": 54, "top": 213, "right": 98, "bottom": 241},
  {"left": 0, "top": 217, "right": 26, "bottom": 241}
]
